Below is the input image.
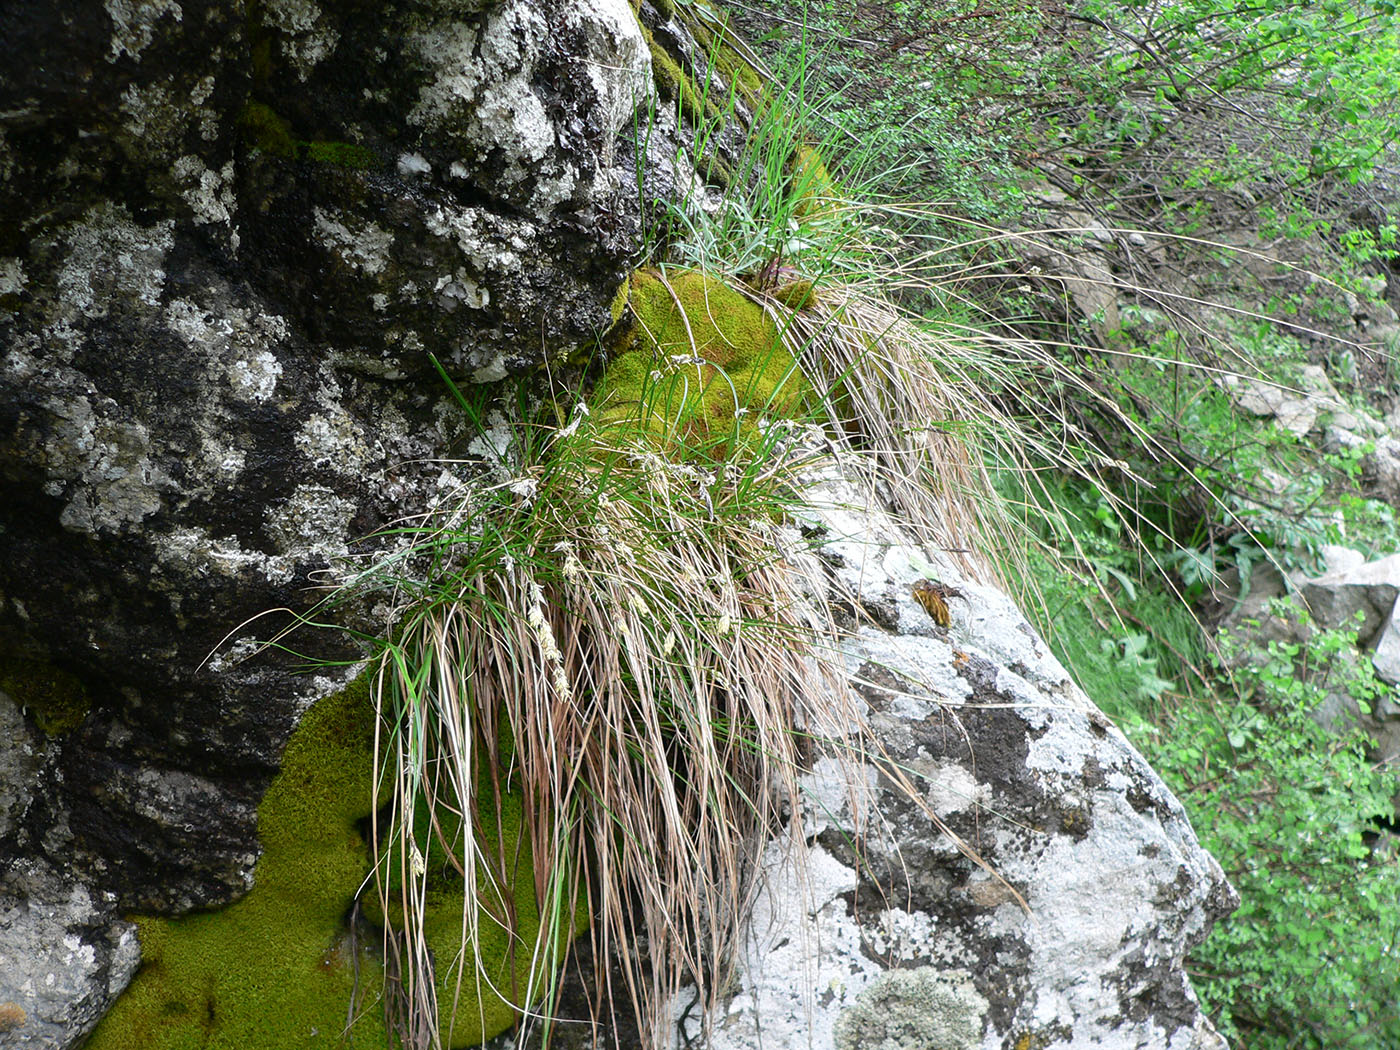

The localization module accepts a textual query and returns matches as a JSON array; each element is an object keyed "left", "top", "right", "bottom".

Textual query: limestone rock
[
  {"left": 679, "top": 456, "right": 1236, "bottom": 1050},
  {"left": 0, "top": 859, "right": 140, "bottom": 1049}
]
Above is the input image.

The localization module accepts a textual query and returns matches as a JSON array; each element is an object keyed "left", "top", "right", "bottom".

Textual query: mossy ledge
[
  {"left": 597, "top": 267, "right": 810, "bottom": 454},
  {"left": 86, "top": 676, "right": 543, "bottom": 1050},
  {"left": 0, "top": 653, "right": 91, "bottom": 735}
]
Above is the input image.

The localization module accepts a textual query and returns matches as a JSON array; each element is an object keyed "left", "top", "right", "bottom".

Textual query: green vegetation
[
  {"left": 0, "top": 652, "right": 90, "bottom": 735},
  {"left": 596, "top": 267, "right": 808, "bottom": 449},
  {"left": 283, "top": 37, "right": 1064, "bottom": 1043},
  {"left": 238, "top": 102, "right": 378, "bottom": 169},
  {"left": 332, "top": 359, "right": 860, "bottom": 1047},
  {"left": 87, "top": 677, "right": 537, "bottom": 1050},
  {"left": 1149, "top": 613, "right": 1400, "bottom": 1047},
  {"left": 134, "top": 4, "right": 1400, "bottom": 1047},
  {"left": 735, "top": 2, "right": 1400, "bottom": 1046}
]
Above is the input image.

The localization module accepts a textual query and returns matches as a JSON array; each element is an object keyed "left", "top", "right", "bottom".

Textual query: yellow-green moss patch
[
  {"left": 305, "top": 140, "right": 378, "bottom": 170},
  {"left": 87, "top": 676, "right": 546, "bottom": 1050},
  {"left": 787, "top": 145, "right": 836, "bottom": 218},
  {"left": 238, "top": 103, "right": 379, "bottom": 170},
  {"left": 596, "top": 268, "right": 809, "bottom": 455},
  {"left": 238, "top": 102, "right": 297, "bottom": 159},
  {"left": 0, "top": 654, "right": 90, "bottom": 735}
]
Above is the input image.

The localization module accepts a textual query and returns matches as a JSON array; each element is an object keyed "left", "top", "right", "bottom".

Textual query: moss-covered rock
[
  {"left": 596, "top": 268, "right": 809, "bottom": 455},
  {"left": 85, "top": 677, "right": 544, "bottom": 1050},
  {"left": 0, "top": 654, "right": 90, "bottom": 736}
]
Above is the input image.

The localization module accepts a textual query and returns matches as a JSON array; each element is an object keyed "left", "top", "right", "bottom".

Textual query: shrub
[{"left": 1144, "top": 611, "right": 1400, "bottom": 1048}]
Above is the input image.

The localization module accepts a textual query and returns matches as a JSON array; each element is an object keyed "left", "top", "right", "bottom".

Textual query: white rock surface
[{"left": 684, "top": 455, "right": 1236, "bottom": 1050}]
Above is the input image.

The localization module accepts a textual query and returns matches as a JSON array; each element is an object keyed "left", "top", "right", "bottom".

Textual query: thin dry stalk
[{"left": 367, "top": 434, "right": 863, "bottom": 1050}]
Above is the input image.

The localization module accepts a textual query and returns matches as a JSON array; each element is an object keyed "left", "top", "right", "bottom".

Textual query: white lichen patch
[
  {"left": 264, "top": 484, "right": 356, "bottom": 559},
  {"left": 406, "top": 3, "right": 566, "bottom": 212},
  {"left": 917, "top": 759, "right": 991, "bottom": 818},
  {"left": 434, "top": 269, "right": 488, "bottom": 310},
  {"left": 396, "top": 152, "right": 431, "bottom": 177},
  {"left": 43, "top": 399, "right": 170, "bottom": 536},
  {"left": 294, "top": 409, "right": 366, "bottom": 471},
  {"left": 105, "top": 0, "right": 183, "bottom": 62},
  {"left": 262, "top": 0, "right": 339, "bottom": 80},
  {"left": 173, "top": 156, "right": 236, "bottom": 226},
  {"left": 118, "top": 81, "right": 184, "bottom": 160},
  {"left": 52, "top": 204, "right": 173, "bottom": 323},
  {"left": 566, "top": 0, "right": 653, "bottom": 160},
  {"left": 227, "top": 348, "right": 282, "bottom": 402},
  {"left": 468, "top": 351, "right": 509, "bottom": 384},
  {"left": 154, "top": 526, "right": 292, "bottom": 586},
  {"left": 425, "top": 203, "right": 523, "bottom": 273},
  {"left": 0, "top": 257, "right": 25, "bottom": 295},
  {"left": 835, "top": 968, "right": 988, "bottom": 1050},
  {"left": 313, "top": 206, "right": 394, "bottom": 276},
  {"left": 188, "top": 75, "right": 215, "bottom": 106},
  {"left": 198, "top": 437, "right": 245, "bottom": 481}
]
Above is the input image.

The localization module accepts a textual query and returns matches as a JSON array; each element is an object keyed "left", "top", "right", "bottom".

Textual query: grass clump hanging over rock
[{"left": 347, "top": 365, "right": 859, "bottom": 1049}]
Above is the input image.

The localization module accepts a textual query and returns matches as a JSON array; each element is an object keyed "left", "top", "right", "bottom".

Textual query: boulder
[
  {"left": 678, "top": 455, "right": 1237, "bottom": 1050},
  {"left": 0, "top": 0, "right": 682, "bottom": 1043}
]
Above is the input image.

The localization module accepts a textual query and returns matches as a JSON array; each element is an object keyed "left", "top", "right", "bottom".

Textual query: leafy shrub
[{"left": 1143, "top": 613, "right": 1400, "bottom": 1049}]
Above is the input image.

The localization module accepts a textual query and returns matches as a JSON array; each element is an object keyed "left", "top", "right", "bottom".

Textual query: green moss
[
  {"left": 87, "top": 676, "right": 548, "bottom": 1050},
  {"left": 769, "top": 279, "right": 816, "bottom": 311},
  {"left": 787, "top": 145, "right": 836, "bottom": 217},
  {"left": 596, "top": 268, "right": 809, "bottom": 455},
  {"left": 237, "top": 101, "right": 379, "bottom": 170},
  {"left": 642, "top": 23, "right": 716, "bottom": 126},
  {"left": 237, "top": 102, "right": 296, "bottom": 159},
  {"left": 606, "top": 275, "right": 631, "bottom": 331},
  {"left": 305, "top": 140, "right": 377, "bottom": 170},
  {"left": 0, "top": 655, "right": 90, "bottom": 735},
  {"left": 680, "top": 7, "right": 763, "bottom": 109}
]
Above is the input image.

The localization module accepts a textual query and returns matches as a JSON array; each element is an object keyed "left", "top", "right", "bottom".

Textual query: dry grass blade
[{"left": 361, "top": 426, "right": 864, "bottom": 1050}]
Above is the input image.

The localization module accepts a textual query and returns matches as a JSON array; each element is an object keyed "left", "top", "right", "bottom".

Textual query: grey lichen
[
  {"left": 104, "top": 0, "right": 183, "bottom": 63},
  {"left": 834, "top": 968, "right": 988, "bottom": 1050}
]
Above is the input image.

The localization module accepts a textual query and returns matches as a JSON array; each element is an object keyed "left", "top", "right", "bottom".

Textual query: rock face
[
  {"left": 0, "top": 1, "right": 670, "bottom": 1045},
  {"left": 0, "top": 2, "right": 1235, "bottom": 1049},
  {"left": 675, "top": 457, "right": 1236, "bottom": 1050}
]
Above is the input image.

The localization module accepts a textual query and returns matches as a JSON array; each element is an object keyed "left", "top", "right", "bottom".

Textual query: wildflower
[{"left": 557, "top": 400, "right": 590, "bottom": 439}]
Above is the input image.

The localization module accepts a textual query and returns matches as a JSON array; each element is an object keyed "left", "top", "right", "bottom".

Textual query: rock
[
  {"left": 678, "top": 455, "right": 1236, "bottom": 1050},
  {"left": 0, "top": 859, "right": 139, "bottom": 1050},
  {"left": 1296, "top": 551, "right": 1400, "bottom": 645},
  {"left": 1223, "top": 548, "right": 1400, "bottom": 764},
  {"left": 1224, "top": 366, "right": 1353, "bottom": 438},
  {"left": 1371, "top": 604, "right": 1400, "bottom": 685},
  {"left": 0, "top": 0, "right": 706, "bottom": 1040},
  {"left": 1364, "top": 434, "right": 1400, "bottom": 504}
]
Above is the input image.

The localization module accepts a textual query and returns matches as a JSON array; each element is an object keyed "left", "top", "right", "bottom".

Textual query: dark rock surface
[{"left": 0, "top": 1, "right": 682, "bottom": 1045}]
